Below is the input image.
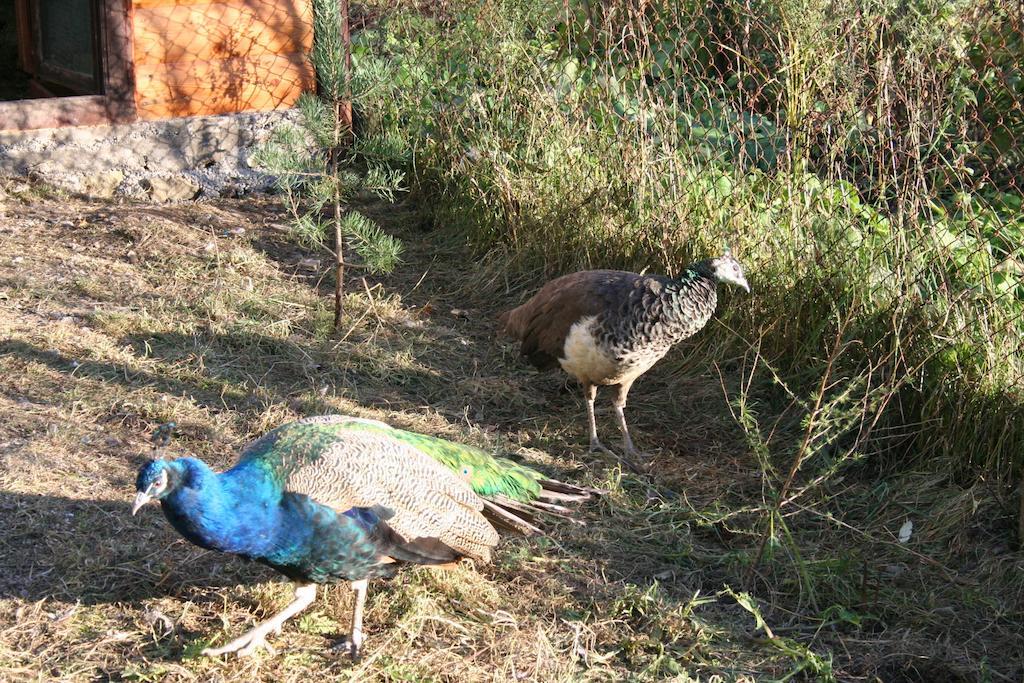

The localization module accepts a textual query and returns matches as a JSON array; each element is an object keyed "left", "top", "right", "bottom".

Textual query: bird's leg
[
  {"left": 202, "top": 583, "right": 317, "bottom": 658},
  {"left": 613, "top": 381, "right": 648, "bottom": 471},
  {"left": 350, "top": 579, "right": 368, "bottom": 659},
  {"left": 583, "top": 382, "right": 614, "bottom": 456},
  {"left": 585, "top": 382, "right": 638, "bottom": 473},
  {"left": 615, "top": 404, "right": 638, "bottom": 455},
  {"left": 333, "top": 578, "right": 369, "bottom": 660}
]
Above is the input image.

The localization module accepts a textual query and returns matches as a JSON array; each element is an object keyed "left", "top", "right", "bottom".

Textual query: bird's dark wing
[{"left": 499, "top": 270, "right": 647, "bottom": 368}]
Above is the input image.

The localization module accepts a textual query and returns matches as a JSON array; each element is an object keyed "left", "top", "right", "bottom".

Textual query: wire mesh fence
[
  {"left": 0, "top": 0, "right": 313, "bottom": 123},
  {"left": 128, "top": 0, "right": 315, "bottom": 119}
]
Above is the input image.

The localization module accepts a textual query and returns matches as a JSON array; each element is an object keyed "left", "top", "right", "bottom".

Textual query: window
[
  {"left": 32, "top": 0, "right": 102, "bottom": 96},
  {"left": 0, "top": 0, "right": 135, "bottom": 131}
]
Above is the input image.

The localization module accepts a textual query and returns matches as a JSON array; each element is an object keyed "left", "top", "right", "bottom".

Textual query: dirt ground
[{"left": 0, "top": 180, "right": 1020, "bottom": 682}]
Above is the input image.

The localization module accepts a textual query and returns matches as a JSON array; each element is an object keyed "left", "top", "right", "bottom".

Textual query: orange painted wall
[{"left": 130, "top": 0, "right": 314, "bottom": 119}]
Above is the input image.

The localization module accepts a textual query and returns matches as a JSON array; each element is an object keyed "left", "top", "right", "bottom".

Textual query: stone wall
[{"left": 0, "top": 110, "right": 298, "bottom": 201}]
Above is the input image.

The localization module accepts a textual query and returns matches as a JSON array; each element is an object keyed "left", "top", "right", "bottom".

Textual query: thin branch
[{"left": 745, "top": 303, "right": 859, "bottom": 588}]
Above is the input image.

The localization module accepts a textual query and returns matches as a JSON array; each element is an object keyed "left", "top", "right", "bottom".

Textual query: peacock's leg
[
  {"left": 202, "top": 583, "right": 317, "bottom": 658},
  {"left": 332, "top": 578, "right": 369, "bottom": 660},
  {"left": 612, "top": 381, "right": 647, "bottom": 471},
  {"left": 583, "top": 382, "right": 612, "bottom": 455},
  {"left": 583, "top": 381, "right": 642, "bottom": 473},
  {"left": 349, "top": 579, "right": 368, "bottom": 659}
]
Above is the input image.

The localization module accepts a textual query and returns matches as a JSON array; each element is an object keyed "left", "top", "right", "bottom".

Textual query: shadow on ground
[{"left": 0, "top": 491, "right": 273, "bottom": 605}]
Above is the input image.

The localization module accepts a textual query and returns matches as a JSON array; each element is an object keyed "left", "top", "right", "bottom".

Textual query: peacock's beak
[
  {"left": 131, "top": 490, "right": 153, "bottom": 515},
  {"left": 739, "top": 277, "right": 750, "bottom": 293}
]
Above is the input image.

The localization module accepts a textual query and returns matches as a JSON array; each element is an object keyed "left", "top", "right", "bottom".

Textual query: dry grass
[{"left": 0, "top": 179, "right": 1020, "bottom": 682}]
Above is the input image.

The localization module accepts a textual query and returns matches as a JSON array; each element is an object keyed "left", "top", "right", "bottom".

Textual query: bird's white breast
[{"left": 559, "top": 316, "right": 619, "bottom": 384}]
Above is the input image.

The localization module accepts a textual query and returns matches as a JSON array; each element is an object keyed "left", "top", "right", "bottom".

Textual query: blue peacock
[{"left": 132, "top": 415, "right": 599, "bottom": 658}]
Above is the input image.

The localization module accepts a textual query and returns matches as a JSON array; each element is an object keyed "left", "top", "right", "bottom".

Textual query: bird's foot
[
  {"left": 588, "top": 438, "right": 645, "bottom": 474},
  {"left": 330, "top": 633, "right": 363, "bottom": 661},
  {"left": 202, "top": 584, "right": 315, "bottom": 659},
  {"left": 622, "top": 446, "right": 653, "bottom": 466},
  {"left": 587, "top": 437, "right": 616, "bottom": 458},
  {"left": 621, "top": 447, "right": 677, "bottom": 502},
  {"left": 201, "top": 622, "right": 282, "bottom": 658}
]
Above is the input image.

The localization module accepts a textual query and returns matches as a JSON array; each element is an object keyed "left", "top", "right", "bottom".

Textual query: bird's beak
[
  {"left": 131, "top": 489, "right": 154, "bottom": 516},
  {"left": 740, "top": 279, "right": 750, "bottom": 293}
]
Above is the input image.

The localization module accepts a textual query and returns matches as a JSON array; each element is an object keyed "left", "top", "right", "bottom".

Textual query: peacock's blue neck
[
  {"left": 159, "top": 457, "right": 294, "bottom": 557},
  {"left": 155, "top": 456, "right": 402, "bottom": 583}
]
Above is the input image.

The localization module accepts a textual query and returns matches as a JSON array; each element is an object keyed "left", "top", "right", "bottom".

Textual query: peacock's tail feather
[
  {"left": 340, "top": 419, "right": 605, "bottom": 529},
  {"left": 350, "top": 419, "right": 600, "bottom": 478},
  {"left": 342, "top": 420, "right": 544, "bottom": 499},
  {"left": 241, "top": 415, "right": 602, "bottom": 540}
]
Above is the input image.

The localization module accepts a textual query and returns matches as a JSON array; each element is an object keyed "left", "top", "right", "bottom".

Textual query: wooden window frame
[
  {"left": 0, "top": 0, "right": 136, "bottom": 132},
  {"left": 29, "top": 0, "right": 103, "bottom": 95}
]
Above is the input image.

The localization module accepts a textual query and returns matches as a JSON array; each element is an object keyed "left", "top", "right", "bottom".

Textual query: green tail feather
[
  {"left": 342, "top": 419, "right": 546, "bottom": 503},
  {"left": 245, "top": 416, "right": 601, "bottom": 539},
  {"left": 244, "top": 417, "right": 600, "bottom": 515}
]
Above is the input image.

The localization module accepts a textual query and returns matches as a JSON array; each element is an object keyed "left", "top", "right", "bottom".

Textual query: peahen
[
  {"left": 498, "top": 251, "right": 749, "bottom": 470},
  {"left": 131, "top": 415, "right": 599, "bottom": 659}
]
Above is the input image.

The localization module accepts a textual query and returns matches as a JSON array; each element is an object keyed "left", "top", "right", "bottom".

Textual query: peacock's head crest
[
  {"left": 132, "top": 458, "right": 179, "bottom": 515},
  {"left": 709, "top": 249, "right": 750, "bottom": 293}
]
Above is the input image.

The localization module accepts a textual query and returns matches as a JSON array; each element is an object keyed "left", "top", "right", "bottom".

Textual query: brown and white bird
[{"left": 498, "top": 252, "right": 749, "bottom": 469}]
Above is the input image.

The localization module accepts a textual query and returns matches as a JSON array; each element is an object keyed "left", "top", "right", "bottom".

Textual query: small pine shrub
[{"left": 254, "top": 0, "right": 404, "bottom": 330}]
